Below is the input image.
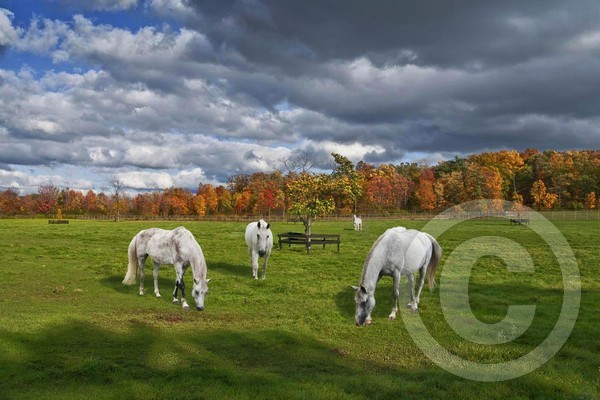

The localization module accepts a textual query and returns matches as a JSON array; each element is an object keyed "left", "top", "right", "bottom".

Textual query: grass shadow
[
  {"left": 335, "top": 286, "right": 356, "bottom": 319},
  {"left": 0, "top": 320, "right": 591, "bottom": 399},
  {"left": 210, "top": 261, "right": 248, "bottom": 277}
]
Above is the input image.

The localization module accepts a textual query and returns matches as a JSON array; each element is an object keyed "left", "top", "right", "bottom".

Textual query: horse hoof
[
  {"left": 366, "top": 319, "right": 373, "bottom": 325},
  {"left": 156, "top": 294, "right": 161, "bottom": 298},
  {"left": 173, "top": 299, "right": 179, "bottom": 304},
  {"left": 411, "top": 308, "right": 419, "bottom": 313},
  {"left": 388, "top": 315, "right": 396, "bottom": 321},
  {"left": 182, "top": 305, "right": 190, "bottom": 310}
]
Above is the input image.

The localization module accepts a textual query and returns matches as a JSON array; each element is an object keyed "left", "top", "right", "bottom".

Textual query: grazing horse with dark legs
[{"left": 122, "top": 226, "right": 210, "bottom": 310}]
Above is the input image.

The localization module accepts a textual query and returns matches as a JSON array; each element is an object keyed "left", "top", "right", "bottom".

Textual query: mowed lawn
[{"left": 0, "top": 217, "right": 598, "bottom": 399}]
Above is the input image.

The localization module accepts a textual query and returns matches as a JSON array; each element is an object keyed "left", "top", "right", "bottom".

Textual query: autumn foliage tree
[
  {"left": 286, "top": 172, "right": 336, "bottom": 235},
  {"left": 36, "top": 185, "right": 59, "bottom": 215},
  {"left": 414, "top": 168, "right": 436, "bottom": 211},
  {"left": 531, "top": 180, "right": 558, "bottom": 210},
  {"left": 1, "top": 150, "right": 599, "bottom": 218}
]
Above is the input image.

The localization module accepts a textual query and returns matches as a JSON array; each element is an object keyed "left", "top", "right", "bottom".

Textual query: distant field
[{"left": 0, "top": 218, "right": 598, "bottom": 399}]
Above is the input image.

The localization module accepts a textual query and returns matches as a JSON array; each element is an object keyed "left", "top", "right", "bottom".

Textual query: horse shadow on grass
[{"left": 208, "top": 261, "right": 248, "bottom": 277}]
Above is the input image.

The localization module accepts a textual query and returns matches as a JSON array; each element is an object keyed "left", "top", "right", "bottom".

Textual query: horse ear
[
  {"left": 360, "top": 285, "right": 367, "bottom": 294},
  {"left": 351, "top": 285, "right": 359, "bottom": 291},
  {"left": 206, "top": 279, "right": 211, "bottom": 284},
  {"left": 257, "top": 221, "right": 261, "bottom": 229},
  {"left": 266, "top": 223, "right": 270, "bottom": 229}
]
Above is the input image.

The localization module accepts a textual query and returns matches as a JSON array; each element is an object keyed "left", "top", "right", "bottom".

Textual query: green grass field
[{"left": 0, "top": 218, "right": 598, "bottom": 399}]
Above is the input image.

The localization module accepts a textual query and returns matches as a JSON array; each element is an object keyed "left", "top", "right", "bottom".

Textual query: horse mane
[
  {"left": 358, "top": 231, "right": 387, "bottom": 287},
  {"left": 171, "top": 226, "right": 207, "bottom": 280}
]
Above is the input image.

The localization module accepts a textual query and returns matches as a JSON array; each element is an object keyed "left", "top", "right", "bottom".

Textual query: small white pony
[
  {"left": 353, "top": 214, "right": 363, "bottom": 231},
  {"left": 122, "top": 226, "right": 210, "bottom": 310},
  {"left": 353, "top": 227, "right": 442, "bottom": 326},
  {"left": 244, "top": 219, "right": 273, "bottom": 279}
]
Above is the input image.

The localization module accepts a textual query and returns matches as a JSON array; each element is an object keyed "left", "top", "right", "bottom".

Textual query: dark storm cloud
[
  {"left": 187, "top": 0, "right": 600, "bottom": 68},
  {"left": 175, "top": 0, "right": 600, "bottom": 155}
]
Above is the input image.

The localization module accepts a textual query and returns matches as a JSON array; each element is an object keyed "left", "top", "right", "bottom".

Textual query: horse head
[
  {"left": 192, "top": 278, "right": 211, "bottom": 311},
  {"left": 256, "top": 220, "right": 271, "bottom": 257},
  {"left": 352, "top": 285, "right": 375, "bottom": 326}
]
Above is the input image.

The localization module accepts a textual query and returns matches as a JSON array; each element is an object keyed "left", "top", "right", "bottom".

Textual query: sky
[{"left": 1, "top": 0, "right": 600, "bottom": 195}]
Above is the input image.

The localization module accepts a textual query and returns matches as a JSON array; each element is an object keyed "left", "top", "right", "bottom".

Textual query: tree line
[{"left": 1, "top": 149, "right": 598, "bottom": 220}]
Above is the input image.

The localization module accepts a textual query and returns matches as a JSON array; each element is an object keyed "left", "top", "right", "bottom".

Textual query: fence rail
[{"left": 2, "top": 210, "right": 599, "bottom": 222}]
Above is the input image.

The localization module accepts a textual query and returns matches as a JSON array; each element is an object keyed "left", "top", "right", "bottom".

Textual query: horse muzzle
[
  {"left": 258, "top": 250, "right": 266, "bottom": 257},
  {"left": 197, "top": 306, "right": 204, "bottom": 311}
]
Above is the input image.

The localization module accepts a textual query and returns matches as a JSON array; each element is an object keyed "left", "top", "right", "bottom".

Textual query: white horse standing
[
  {"left": 352, "top": 227, "right": 442, "bottom": 326},
  {"left": 353, "top": 214, "right": 363, "bottom": 231},
  {"left": 122, "top": 226, "right": 210, "bottom": 310},
  {"left": 245, "top": 219, "right": 273, "bottom": 279}
]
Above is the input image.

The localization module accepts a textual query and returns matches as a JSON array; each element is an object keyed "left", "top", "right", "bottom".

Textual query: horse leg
[
  {"left": 406, "top": 273, "right": 416, "bottom": 311},
  {"left": 172, "top": 280, "right": 179, "bottom": 304},
  {"left": 251, "top": 251, "right": 259, "bottom": 279},
  {"left": 173, "top": 264, "right": 190, "bottom": 309},
  {"left": 389, "top": 271, "right": 400, "bottom": 320},
  {"left": 261, "top": 253, "right": 269, "bottom": 280},
  {"left": 172, "top": 265, "right": 181, "bottom": 304},
  {"left": 413, "top": 267, "right": 427, "bottom": 312},
  {"left": 138, "top": 257, "right": 146, "bottom": 296},
  {"left": 153, "top": 261, "right": 161, "bottom": 298},
  {"left": 179, "top": 277, "right": 190, "bottom": 310}
]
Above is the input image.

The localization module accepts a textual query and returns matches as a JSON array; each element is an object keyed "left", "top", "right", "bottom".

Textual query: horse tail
[
  {"left": 122, "top": 234, "right": 139, "bottom": 285},
  {"left": 424, "top": 233, "right": 442, "bottom": 290}
]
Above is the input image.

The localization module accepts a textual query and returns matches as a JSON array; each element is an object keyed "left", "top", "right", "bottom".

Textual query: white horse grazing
[
  {"left": 352, "top": 227, "right": 442, "bottom": 326},
  {"left": 122, "top": 226, "right": 210, "bottom": 310},
  {"left": 245, "top": 219, "right": 273, "bottom": 279},
  {"left": 353, "top": 214, "right": 363, "bottom": 231}
]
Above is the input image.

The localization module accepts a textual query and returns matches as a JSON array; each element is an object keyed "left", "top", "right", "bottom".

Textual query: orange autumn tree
[
  {"left": 469, "top": 150, "right": 524, "bottom": 196},
  {"left": 198, "top": 184, "right": 218, "bottom": 214},
  {"left": 584, "top": 192, "right": 596, "bottom": 209},
  {"left": 414, "top": 168, "right": 436, "bottom": 211},
  {"left": 194, "top": 194, "right": 207, "bottom": 217},
  {"left": 531, "top": 180, "right": 558, "bottom": 209},
  {"left": 366, "top": 172, "right": 395, "bottom": 210},
  {"left": 436, "top": 170, "right": 465, "bottom": 208},
  {"left": 463, "top": 163, "right": 504, "bottom": 211}
]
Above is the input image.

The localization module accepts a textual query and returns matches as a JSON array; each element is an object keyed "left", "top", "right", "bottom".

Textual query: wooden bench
[
  {"left": 510, "top": 218, "right": 529, "bottom": 225},
  {"left": 278, "top": 232, "right": 340, "bottom": 254}
]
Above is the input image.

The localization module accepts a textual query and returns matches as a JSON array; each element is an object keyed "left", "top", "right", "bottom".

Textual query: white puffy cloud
[{"left": 0, "top": 8, "right": 19, "bottom": 46}]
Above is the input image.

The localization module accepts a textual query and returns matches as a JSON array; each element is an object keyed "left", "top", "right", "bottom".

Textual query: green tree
[
  {"left": 331, "top": 153, "right": 363, "bottom": 213},
  {"left": 286, "top": 172, "right": 336, "bottom": 235}
]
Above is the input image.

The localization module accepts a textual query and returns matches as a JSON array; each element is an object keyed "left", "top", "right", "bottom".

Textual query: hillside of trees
[{"left": 1, "top": 149, "right": 598, "bottom": 218}]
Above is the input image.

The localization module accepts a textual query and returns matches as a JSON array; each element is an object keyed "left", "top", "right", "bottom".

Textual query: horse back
[{"left": 368, "top": 228, "right": 431, "bottom": 276}]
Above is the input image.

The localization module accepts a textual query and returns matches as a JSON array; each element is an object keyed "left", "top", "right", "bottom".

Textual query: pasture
[{"left": 0, "top": 218, "right": 598, "bottom": 399}]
